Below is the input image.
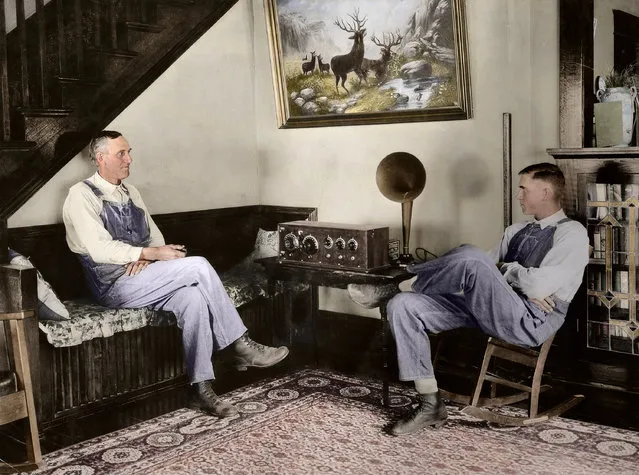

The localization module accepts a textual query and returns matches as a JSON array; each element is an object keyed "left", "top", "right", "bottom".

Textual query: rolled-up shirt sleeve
[
  {"left": 63, "top": 185, "right": 144, "bottom": 264},
  {"left": 500, "top": 223, "right": 589, "bottom": 299}
]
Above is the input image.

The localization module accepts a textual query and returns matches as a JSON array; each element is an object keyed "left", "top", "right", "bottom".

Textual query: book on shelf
[
  {"left": 593, "top": 230, "right": 601, "bottom": 258},
  {"left": 596, "top": 183, "right": 608, "bottom": 219}
]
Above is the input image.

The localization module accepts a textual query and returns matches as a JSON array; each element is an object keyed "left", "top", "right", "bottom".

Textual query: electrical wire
[{"left": 414, "top": 247, "right": 438, "bottom": 263}]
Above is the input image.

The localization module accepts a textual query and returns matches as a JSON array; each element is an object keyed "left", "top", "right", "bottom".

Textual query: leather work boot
[
  {"left": 347, "top": 283, "right": 400, "bottom": 309},
  {"left": 390, "top": 391, "right": 448, "bottom": 436},
  {"left": 231, "top": 333, "right": 289, "bottom": 371},
  {"left": 190, "top": 380, "right": 238, "bottom": 418}
]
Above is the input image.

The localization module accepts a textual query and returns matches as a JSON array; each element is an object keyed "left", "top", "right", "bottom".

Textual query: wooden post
[
  {"left": 559, "top": 0, "right": 594, "bottom": 148},
  {"left": 74, "top": 0, "right": 84, "bottom": 75},
  {"left": 16, "top": 0, "right": 30, "bottom": 107},
  {"left": 57, "top": 0, "right": 67, "bottom": 76},
  {"left": 36, "top": 0, "right": 49, "bottom": 107},
  {"left": 93, "top": 0, "right": 102, "bottom": 47},
  {"left": 109, "top": 0, "right": 118, "bottom": 49},
  {"left": 0, "top": 219, "right": 7, "bottom": 264},
  {"left": 0, "top": 0, "right": 10, "bottom": 140}
]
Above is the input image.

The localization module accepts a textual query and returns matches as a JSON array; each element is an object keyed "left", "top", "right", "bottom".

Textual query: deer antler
[
  {"left": 372, "top": 31, "right": 403, "bottom": 49},
  {"left": 334, "top": 8, "right": 367, "bottom": 33},
  {"left": 387, "top": 31, "right": 403, "bottom": 47}
]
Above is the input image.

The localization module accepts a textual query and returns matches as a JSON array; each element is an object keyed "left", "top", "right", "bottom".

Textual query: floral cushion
[{"left": 39, "top": 264, "right": 308, "bottom": 348}]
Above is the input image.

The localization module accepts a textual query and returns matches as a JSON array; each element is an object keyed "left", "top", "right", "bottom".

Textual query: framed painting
[{"left": 264, "top": 0, "right": 472, "bottom": 128}]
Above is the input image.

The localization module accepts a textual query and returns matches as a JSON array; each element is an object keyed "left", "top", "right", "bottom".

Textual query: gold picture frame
[{"left": 264, "top": 0, "right": 472, "bottom": 129}]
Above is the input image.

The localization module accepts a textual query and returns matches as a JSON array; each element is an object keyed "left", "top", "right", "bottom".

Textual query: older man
[
  {"left": 350, "top": 163, "right": 589, "bottom": 436},
  {"left": 63, "top": 130, "right": 288, "bottom": 418}
]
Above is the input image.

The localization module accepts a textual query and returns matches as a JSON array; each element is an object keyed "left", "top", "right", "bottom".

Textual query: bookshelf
[
  {"left": 586, "top": 183, "right": 638, "bottom": 354},
  {"left": 550, "top": 148, "right": 639, "bottom": 358}
]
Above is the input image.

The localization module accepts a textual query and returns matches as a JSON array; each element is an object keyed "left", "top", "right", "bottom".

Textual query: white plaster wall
[
  {"left": 252, "top": 0, "right": 559, "bottom": 317},
  {"left": 594, "top": 0, "right": 639, "bottom": 78},
  {"left": 9, "top": 1, "right": 258, "bottom": 227}
]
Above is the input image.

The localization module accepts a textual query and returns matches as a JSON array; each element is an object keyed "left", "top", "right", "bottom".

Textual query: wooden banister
[
  {"left": 16, "top": 0, "right": 30, "bottom": 106},
  {"left": 0, "top": 2, "right": 10, "bottom": 140},
  {"left": 56, "top": 0, "right": 67, "bottom": 76},
  {"left": 109, "top": 0, "right": 117, "bottom": 49},
  {"left": 36, "top": 0, "right": 49, "bottom": 107},
  {"left": 94, "top": 0, "right": 103, "bottom": 47},
  {"left": 74, "top": 0, "right": 84, "bottom": 74}
]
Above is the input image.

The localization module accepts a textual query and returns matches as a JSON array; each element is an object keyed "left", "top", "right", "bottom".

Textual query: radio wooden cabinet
[{"left": 549, "top": 147, "right": 639, "bottom": 357}]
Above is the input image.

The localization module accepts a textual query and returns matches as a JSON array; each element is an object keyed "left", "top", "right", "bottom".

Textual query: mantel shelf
[{"left": 547, "top": 147, "right": 639, "bottom": 159}]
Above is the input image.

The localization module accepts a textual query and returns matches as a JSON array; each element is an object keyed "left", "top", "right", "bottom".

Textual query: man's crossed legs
[
  {"left": 102, "top": 256, "right": 289, "bottom": 417},
  {"left": 353, "top": 246, "right": 562, "bottom": 435}
]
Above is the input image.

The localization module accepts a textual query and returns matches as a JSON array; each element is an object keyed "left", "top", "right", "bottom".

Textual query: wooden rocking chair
[
  {"left": 439, "top": 333, "right": 584, "bottom": 426},
  {"left": 0, "top": 265, "right": 42, "bottom": 472}
]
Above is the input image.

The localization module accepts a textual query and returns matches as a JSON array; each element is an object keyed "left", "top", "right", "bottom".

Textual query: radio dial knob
[
  {"left": 347, "top": 238, "right": 358, "bottom": 251},
  {"left": 324, "top": 237, "right": 334, "bottom": 249},
  {"left": 302, "top": 235, "right": 319, "bottom": 255},
  {"left": 335, "top": 238, "right": 346, "bottom": 250},
  {"left": 283, "top": 233, "right": 299, "bottom": 251}
]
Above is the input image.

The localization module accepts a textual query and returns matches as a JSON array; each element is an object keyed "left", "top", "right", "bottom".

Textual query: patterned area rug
[{"left": 25, "top": 370, "right": 639, "bottom": 475}]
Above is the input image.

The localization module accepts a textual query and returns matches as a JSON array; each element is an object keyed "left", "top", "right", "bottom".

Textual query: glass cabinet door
[{"left": 584, "top": 180, "right": 639, "bottom": 355}]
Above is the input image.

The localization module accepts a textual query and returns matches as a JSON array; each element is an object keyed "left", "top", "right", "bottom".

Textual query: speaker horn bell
[{"left": 376, "top": 152, "right": 426, "bottom": 264}]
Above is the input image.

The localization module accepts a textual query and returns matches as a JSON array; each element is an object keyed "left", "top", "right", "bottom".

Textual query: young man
[
  {"left": 350, "top": 163, "right": 589, "bottom": 436},
  {"left": 63, "top": 130, "right": 289, "bottom": 418}
]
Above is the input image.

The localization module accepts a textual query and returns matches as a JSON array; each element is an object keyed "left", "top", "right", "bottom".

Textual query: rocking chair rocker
[{"left": 439, "top": 333, "right": 584, "bottom": 426}]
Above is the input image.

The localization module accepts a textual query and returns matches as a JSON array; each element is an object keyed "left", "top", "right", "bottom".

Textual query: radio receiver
[{"left": 278, "top": 221, "right": 389, "bottom": 272}]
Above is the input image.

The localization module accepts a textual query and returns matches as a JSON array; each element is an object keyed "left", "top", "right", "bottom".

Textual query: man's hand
[
  {"left": 530, "top": 296, "right": 556, "bottom": 313},
  {"left": 124, "top": 259, "right": 152, "bottom": 276},
  {"left": 140, "top": 244, "right": 187, "bottom": 261}
]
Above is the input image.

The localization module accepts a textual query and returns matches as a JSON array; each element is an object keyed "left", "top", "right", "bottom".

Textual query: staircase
[{"left": 0, "top": 0, "right": 238, "bottom": 253}]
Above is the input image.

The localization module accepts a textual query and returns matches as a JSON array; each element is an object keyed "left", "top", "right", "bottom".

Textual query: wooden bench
[{"left": 2, "top": 205, "right": 317, "bottom": 429}]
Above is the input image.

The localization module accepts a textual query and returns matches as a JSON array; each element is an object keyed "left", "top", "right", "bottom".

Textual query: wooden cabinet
[{"left": 550, "top": 147, "right": 639, "bottom": 361}]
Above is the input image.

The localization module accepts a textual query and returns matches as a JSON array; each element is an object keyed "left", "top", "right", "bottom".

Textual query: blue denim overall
[
  {"left": 387, "top": 219, "right": 573, "bottom": 381},
  {"left": 76, "top": 179, "right": 247, "bottom": 383},
  {"left": 504, "top": 218, "right": 571, "bottom": 322},
  {"left": 78, "top": 180, "right": 151, "bottom": 300}
]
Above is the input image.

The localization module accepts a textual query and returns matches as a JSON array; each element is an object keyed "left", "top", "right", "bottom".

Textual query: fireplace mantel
[{"left": 547, "top": 147, "right": 639, "bottom": 159}]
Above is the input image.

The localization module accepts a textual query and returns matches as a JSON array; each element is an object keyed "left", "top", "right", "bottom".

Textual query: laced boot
[
  {"left": 231, "top": 332, "right": 289, "bottom": 371},
  {"left": 390, "top": 391, "right": 448, "bottom": 436},
  {"left": 190, "top": 380, "right": 238, "bottom": 417}
]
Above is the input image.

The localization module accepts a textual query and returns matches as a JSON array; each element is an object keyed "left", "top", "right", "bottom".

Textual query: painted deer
[
  {"left": 317, "top": 55, "right": 331, "bottom": 74},
  {"left": 302, "top": 51, "right": 316, "bottom": 75},
  {"left": 361, "top": 32, "right": 403, "bottom": 83},
  {"left": 330, "top": 9, "right": 367, "bottom": 94}
]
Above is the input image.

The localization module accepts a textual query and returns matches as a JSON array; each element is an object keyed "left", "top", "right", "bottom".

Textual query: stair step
[
  {"left": 87, "top": 48, "right": 138, "bottom": 59},
  {"left": 0, "top": 142, "right": 37, "bottom": 179},
  {"left": 155, "top": 0, "right": 197, "bottom": 6},
  {"left": 18, "top": 108, "right": 73, "bottom": 118},
  {"left": 56, "top": 77, "right": 101, "bottom": 87},
  {"left": 0, "top": 141, "right": 36, "bottom": 151},
  {"left": 53, "top": 77, "right": 102, "bottom": 108},
  {"left": 122, "top": 22, "right": 164, "bottom": 34}
]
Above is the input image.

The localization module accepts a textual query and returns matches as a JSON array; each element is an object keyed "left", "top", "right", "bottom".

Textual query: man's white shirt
[
  {"left": 63, "top": 172, "right": 165, "bottom": 265},
  {"left": 488, "top": 209, "right": 589, "bottom": 302}
]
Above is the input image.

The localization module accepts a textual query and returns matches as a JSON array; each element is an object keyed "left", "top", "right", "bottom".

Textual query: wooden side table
[{"left": 256, "top": 257, "right": 413, "bottom": 406}]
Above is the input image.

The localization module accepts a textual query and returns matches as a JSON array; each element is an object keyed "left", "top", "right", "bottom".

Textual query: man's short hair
[
  {"left": 88, "top": 130, "right": 122, "bottom": 164},
  {"left": 518, "top": 162, "right": 565, "bottom": 201}
]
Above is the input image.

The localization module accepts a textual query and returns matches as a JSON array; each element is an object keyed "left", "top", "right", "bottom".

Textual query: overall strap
[{"left": 83, "top": 179, "right": 103, "bottom": 197}]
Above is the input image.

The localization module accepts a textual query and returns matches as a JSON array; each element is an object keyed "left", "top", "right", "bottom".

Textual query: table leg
[{"left": 380, "top": 302, "right": 390, "bottom": 407}]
